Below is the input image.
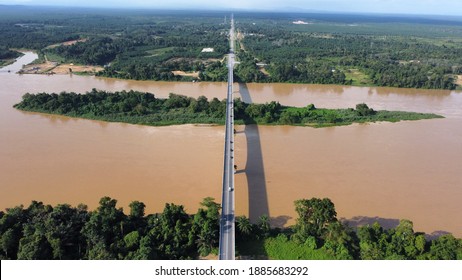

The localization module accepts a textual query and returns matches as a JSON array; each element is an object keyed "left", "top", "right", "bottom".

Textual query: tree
[
  {"left": 129, "top": 201, "right": 145, "bottom": 218},
  {"left": 44, "top": 204, "right": 89, "bottom": 259},
  {"left": 16, "top": 202, "right": 54, "bottom": 260},
  {"left": 17, "top": 230, "right": 53, "bottom": 260},
  {"left": 123, "top": 230, "right": 140, "bottom": 256},
  {"left": 1, "top": 229, "right": 16, "bottom": 259},
  {"left": 192, "top": 197, "right": 220, "bottom": 256},
  {"left": 385, "top": 220, "right": 418, "bottom": 259},
  {"left": 428, "top": 234, "right": 462, "bottom": 260},
  {"left": 258, "top": 215, "right": 271, "bottom": 238},
  {"left": 151, "top": 203, "right": 194, "bottom": 259},
  {"left": 236, "top": 216, "right": 253, "bottom": 239},
  {"left": 0, "top": 206, "right": 27, "bottom": 259},
  {"left": 356, "top": 103, "right": 375, "bottom": 116},
  {"left": 127, "top": 201, "right": 146, "bottom": 234},
  {"left": 358, "top": 222, "right": 386, "bottom": 260},
  {"left": 131, "top": 233, "right": 158, "bottom": 260},
  {"left": 293, "top": 198, "right": 337, "bottom": 243},
  {"left": 323, "top": 222, "right": 359, "bottom": 260},
  {"left": 81, "top": 197, "right": 125, "bottom": 259}
]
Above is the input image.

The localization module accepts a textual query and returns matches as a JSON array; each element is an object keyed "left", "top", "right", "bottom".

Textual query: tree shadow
[
  {"left": 238, "top": 83, "right": 270, "bottom": 223},
  {"left": 341, "top": 216, "right": 454, "bottom": 241},
  {"left": 425, "top": 231, "right": 452, "bottom": 241},
  {"left": 340, "top": 216, "right": 400, "bottom": 230},
  {"left": 270, "top": 215, "right": 292, "bottom": 228}
]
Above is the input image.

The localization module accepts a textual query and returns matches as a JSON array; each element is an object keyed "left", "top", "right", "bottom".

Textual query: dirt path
[{"left": 237, "top": 31, "right": 246, "bottom": 51}]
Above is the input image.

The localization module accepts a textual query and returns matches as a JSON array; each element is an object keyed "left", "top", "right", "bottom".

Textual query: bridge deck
[{"left": 218, "top": 14, "right": 236, "bottom": 261}]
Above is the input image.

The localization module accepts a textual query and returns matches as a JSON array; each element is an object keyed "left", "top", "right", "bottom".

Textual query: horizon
[{"left": 1, "top": 0, "right": 462, "bottom": 17}]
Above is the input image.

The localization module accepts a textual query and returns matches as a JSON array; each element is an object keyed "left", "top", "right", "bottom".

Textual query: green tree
[
  {"left": 236, "top": 216, "right": 253, "bottom": 240},
  {"left": 16, "top": 202, "right": 53, "bottom": 260},
  {"left": 258, "top": 215, "right": 271, "bottom": 238},
  {"left": 131, "top": 233, "right": 158, "bottom": 260},
  {"left": 293, "top": 198, "right": 337, "bottom": 243},
  {"left": 0, "top": 206, "right": 27, "bottom": 259},
  {"left": 44, "top": 203, "right": 89, "bottom": 259},
  {"left": 1, "top": 229, "right": 16, "bottom": 259},
  {"left": 355, "top": 103, "right": 375, "bottom": 116},
  {"left": 124, "top": 231, "right": 140, "bottom": 248},
  {"left": 192, "top": 197, "right": 220, "bottom": 256},
  {"left": 428, "top": 234, "right": 462, "bottom": 260},
  {"left": 385, "top": 220, "right": 418, "bottom": 259},
  {"left": 17, "top": 230, "right": 53, "bottom": 260},
  {"left": 323, "top": 222, "right": 359, "bottom": 259},
  {"left": 81, "top": 197, "right": 125, "bottom": 259},
  {"left": 358, "top": 222, "right": 386, "bottom": 260},
  {"left": 151, "top": 203, "right": 194, "bottom": 259},
  {"left": 127, "top": 201, "right": 146, "bottom": 234}
]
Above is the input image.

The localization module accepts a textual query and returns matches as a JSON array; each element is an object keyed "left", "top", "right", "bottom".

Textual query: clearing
[
  {"left": 20, "top": 51, "right": 102, "bottom": 75},
  {"left": 171, "top": 70, "right": 199, "bottom": 78},
  {"left": 343, "top": 68, "right": 373, "bottom": 86},
  {"left": 52, "top": 64, "right": 103, "bottom": 74},
  {"left": 45, "top": 39, "right": 88, "bottom": 49},
  {"left": 456, "top": 75, "right": 462, "bottom": 86}
]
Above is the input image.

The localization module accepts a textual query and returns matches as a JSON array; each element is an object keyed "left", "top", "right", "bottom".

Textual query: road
[{"left": 218, "top": 14, "right": 236, "bottom": 260}]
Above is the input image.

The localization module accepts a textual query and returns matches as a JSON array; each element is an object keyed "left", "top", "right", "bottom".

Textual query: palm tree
[
  {"left": 258, "top": 215, "right": 270, "bottom": 237},
  {"left": 196, "top": 232, "right": 213, "bottom": 257},
  {"left": 236, "top": 216, "right": 252, "bottom": 237}
]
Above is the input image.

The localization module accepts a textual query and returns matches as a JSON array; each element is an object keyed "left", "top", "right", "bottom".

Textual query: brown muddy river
[{"left": 1, "top": 53, "right": 461, "bottom": 236}]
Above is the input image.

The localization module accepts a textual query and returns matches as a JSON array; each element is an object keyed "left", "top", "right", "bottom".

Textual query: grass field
[
  {"left": 237, "top": 234, "right": 334, "bottom": 260},
  {"left": 145, "top": 47, "right": 176, "bottom": 57},
  {"left": 343, "top": 68, "right": 373, "bottom": 86}
]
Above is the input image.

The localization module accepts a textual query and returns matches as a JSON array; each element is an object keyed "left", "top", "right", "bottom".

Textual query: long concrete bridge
[{"left": 218, "top": 14, "right": 236, "bottom": 260}]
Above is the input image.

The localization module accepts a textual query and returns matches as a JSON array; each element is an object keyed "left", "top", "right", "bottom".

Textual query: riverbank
[
  {"left": 18, "top": 50, "right": 103, "bottom": 75},
  {"left": 1, "top": 196, "right": 460, "bottom": 260}
]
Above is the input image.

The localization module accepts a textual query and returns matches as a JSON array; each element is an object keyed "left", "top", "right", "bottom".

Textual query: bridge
[{"left": 218, "top": 14, "right": 236, "bottom": 260}]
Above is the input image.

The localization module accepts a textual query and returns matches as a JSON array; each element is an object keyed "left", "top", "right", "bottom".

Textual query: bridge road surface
[{"left": 218, "top": 14, "right": 236, "bottom": 260}]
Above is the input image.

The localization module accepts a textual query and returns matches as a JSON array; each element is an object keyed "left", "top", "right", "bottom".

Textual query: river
[{"left": 1, "top": 52, "right": 461, "bottom": 237}]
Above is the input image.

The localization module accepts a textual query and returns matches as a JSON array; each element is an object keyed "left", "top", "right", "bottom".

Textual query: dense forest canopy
[
  {"left": 13, "top": 90, "right": 443, "bottom": 127},
  {"left": 1, "top": 7, "right": 461, "bottom": 89},
  {"left": 0, "top": 46, "right": 21, "bottom": 66},
  {"left": 0, "top": 196, "right": 460, "bottom": 260}
]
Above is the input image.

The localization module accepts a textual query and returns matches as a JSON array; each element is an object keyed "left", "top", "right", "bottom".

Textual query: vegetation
[
  {"left": 0, "top": 7, "right": 229, "bottom": 81},
  {"left": 0, "top": 46, "right": 21, "bottom": 66},
  {"left": 13, "top": 90, "right": 443, "bottom": 127},
  {"left": 1, "top": 196, "right": 461, "bottom": 260},
  {"left": 1, "top": 7, "right": 461, "bottom": 88},
  {"left": 237, "top": 24, "right": 461, "bottom": 89}
]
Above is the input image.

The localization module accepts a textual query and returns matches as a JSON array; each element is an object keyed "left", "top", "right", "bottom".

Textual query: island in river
[{"left": 13, "top": 89, "right": 443, "bottom": 128}]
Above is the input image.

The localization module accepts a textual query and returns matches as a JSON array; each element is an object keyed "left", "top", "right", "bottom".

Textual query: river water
[{"left": 1, "top": 52, "right": 461, "bottom": 236}]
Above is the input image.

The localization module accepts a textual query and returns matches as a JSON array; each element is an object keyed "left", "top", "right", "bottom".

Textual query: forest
[
  {"left": 235, "top": 17, "right": 462, "bottom": 88},
  {"left": 0, "top": 196, "right": 460, "bottom": 260},
  {"left": 0, "top": 46, "right": 21, "bottom": 66},
  {"left": 13, "top": 90, "right": 443, "bottom": 127},
  {"left": 1, "top": 7, "right": 461, "bottom": 89}
]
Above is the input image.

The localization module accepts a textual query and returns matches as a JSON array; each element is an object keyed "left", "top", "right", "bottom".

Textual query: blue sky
[{"left": 1, "top": 0, "right": 462, "bottom": 16}]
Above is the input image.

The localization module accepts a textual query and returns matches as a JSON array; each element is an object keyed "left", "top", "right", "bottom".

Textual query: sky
[{"left": 1, "top": 0, "right": 462, "bottom": 16}]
